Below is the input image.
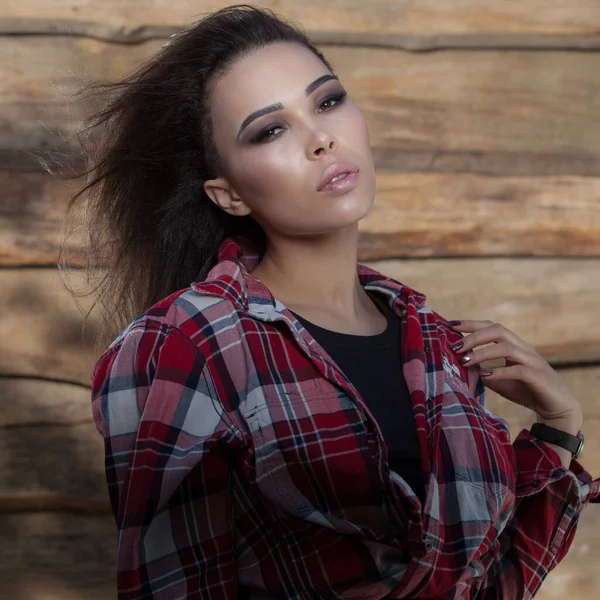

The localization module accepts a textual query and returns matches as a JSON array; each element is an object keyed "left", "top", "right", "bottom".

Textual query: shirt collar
[{"left": 191, "top": 235, "right": 427, "bottom": 320}]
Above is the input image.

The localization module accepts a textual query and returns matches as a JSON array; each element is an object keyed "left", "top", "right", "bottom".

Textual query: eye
[
  {"left": 318, "top": 91, "right": 347, "bottom": 112},
  {"left": 251, "top": 124, "right": 285, "bottom": 144},
  {"left": 249, "top": 91, "right": 348, "bottom": 144}
]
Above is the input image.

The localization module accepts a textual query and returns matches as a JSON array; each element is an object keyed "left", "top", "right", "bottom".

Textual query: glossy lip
[
  {"left": 317, "top": 160, "right": 359, "bottom": 191},
  {"left": 319, "top": 171, "right": 359, "bottom": 194}
]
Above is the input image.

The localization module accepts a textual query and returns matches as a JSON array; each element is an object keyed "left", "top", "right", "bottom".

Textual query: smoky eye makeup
[{"left": 245, "top": 88, "right": 348, "bottom": 145}]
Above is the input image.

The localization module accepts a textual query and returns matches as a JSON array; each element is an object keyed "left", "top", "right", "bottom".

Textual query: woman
[{"left": 66, "top": 4, "right": 599, "bottom": 599}]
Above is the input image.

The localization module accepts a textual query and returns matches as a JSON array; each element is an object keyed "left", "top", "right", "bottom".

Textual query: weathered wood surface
[
  {"left": 0, "top": 268, "right": 101, "bottom": 386},
  {"left": 0, "top": 378, "right": 93, "bottom": 428},
  {"left": 0, "top": 171, "right": 83, "bottom": 266},
  {"left": 2, "top": 0, "right": 600, "bottom": 49},
  {"left": 3, "top": 37, "right": 600, "bottom": 175},
  {"left": 1, "top": 262, "right": 599, "bottom": 385},
  {"left": 0, "top": 507, "right": 597, "bottom": 600},
  {"left": 1, "top": 370, "right": 596, "bottom": 516},
  {"left": 361, "top": 172, "right": 600, "bottom": 258},
  {"left": 0, "top": 378, "right": 108, "bottom": 514},
  {"left": 3, "top": 170, "right": 600, "bottom": 266},
  {"left": 370, "top": 257, "right": 600, "bottom": 366},
  {"left": 0, "top": 513, "right": 116, "bottom": 600},
  {"left": 0, "top": 508, "right": 598, "bottom": 600}
]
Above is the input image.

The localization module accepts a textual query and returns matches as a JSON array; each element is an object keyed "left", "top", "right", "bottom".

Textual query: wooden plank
[
  {"left": 0, "top": 378, "right": 94, "bottom": 427},
  {"left": 0, "top": 268, "right": 101, "bottom": 386},
  {"left": 1, "top": 369, "right": 597, "bottom": 515},
  {"left": 0, "top": 171, "right": 84, "bottom": 266},
  {"left": 3, "top": 171, "right": 600, "bottom": 267},
  {"left": 366, "top": 257, "right": 600, "bottom": 366},
  {"left": 2, "top": 1, "right": 600, "bottom": 49},
  {"left": 0, "top": 378, "right": 108, "bottom": 514},
  {"left": 363, "top": 172, "right": 600, "bottom": 259},
  {"left": 3, "top": 37, "right": 600, "bottom": 175},
  {"left": 0, "top": 472, "right": 598, "bottom": 600},
  {"left": 0, "top": 422, "right": 109, "bottom": 514},
  {"left": 0, "top": 379, "right": 108, "bottom": 514},
  {"left": 1, "top": 261, "right": 599, "bottom": 384},
  {"left": 0, "top": 513, "right": 116, "bottom": 600}
]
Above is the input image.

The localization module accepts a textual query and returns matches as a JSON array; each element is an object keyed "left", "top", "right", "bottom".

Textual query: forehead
[{"left": 209, "top": 42, "right": 331, "bottom": 131}]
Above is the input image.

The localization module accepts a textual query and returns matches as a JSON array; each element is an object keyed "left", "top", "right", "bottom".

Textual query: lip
[{"left": 317, "top": 160, "right": 360, "bottom": 192}]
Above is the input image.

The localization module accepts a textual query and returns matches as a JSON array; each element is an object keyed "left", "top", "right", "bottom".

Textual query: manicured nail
[
  {"left": 481, "top": 370, "right": 493, "bottom": 377},
  {"left": 449, "top": 320, "right": 462, "bottom": 326},
  {"left": 451, "top": 341, "right": 464, "bottom": 352},
  {"left": 459, "top": 354, "right": 472, "bottom": 365}
]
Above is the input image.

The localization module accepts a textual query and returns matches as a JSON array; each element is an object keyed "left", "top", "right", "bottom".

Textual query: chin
[{"left": 335, "top": 189, "right": 375, "bottom": 221}]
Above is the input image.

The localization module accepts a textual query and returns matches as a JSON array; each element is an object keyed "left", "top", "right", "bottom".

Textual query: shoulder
[
  {"left": 92, "top": 285, "right": 243, "bottom": 385},
  {"left": 91, "top": 285, "right": 250, "bottom": 438}
]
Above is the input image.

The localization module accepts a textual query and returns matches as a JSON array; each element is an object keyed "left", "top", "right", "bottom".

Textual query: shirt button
[{"left": 424, "top": 346, "right": 431, "bottom": 352}]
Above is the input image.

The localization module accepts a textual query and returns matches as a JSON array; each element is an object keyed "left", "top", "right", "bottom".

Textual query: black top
[{"left": 289, "top": 289, "right": 426, "bottom": 505}]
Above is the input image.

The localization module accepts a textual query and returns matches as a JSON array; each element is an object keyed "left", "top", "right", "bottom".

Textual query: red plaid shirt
[{"left": 92, "top": 236, "right": 599, "bottom": 599}]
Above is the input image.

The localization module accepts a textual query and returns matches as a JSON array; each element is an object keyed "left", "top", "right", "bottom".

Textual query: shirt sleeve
[
  {"left": 91, "top": 321, "right": 245, "bottom": 599},
  {"left": 468, "top": 372, "right": 600, "bottom": 599}
]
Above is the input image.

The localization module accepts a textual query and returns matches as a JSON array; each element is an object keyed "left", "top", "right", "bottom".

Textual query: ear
[{"left": 203, "top": 176, "right": 252, "bottom": 217}]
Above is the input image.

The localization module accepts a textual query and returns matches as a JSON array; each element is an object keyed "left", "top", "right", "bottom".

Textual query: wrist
[
  {"left": 536, "top": 411, "right": 583, "bottom": 436},
  {"left": 532, "top": 412, "right": 584, "bottom": 468}
]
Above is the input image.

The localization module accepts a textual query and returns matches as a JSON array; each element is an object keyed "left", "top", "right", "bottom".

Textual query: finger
[
  {"left": 456, "top": 341, "right": 542, "bottom": 369},
  {"left": 451, "top": 322, "right": 535, "bottom": 354},
  {"left": 478, "top": 363, "right": 541, "bottom": 387},
  {"left": 448, "top": 320, "right": 494, "bottom": 332}
]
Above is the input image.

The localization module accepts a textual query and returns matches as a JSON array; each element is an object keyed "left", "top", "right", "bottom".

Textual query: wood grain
[
  {"left": 367, "top": 257, "right": 600, "bottom": 366},
  {"left": 362, "top": 172, "right": 600, "bottom": 258},
  {"left": 0, "top": 424, "right": 597, "bottom": 600},
  {"left": 0, "top": 379, "right": 108, "bottom": 514},
  {"left": 2, "top": 37, "right": 600, "bottom": 175},
  {"left": 0, "top": 378, "right": 94, "bottom": 427},
  {"left": 0, "top": 369, "right": 597, "bottom": 516},
  {"left": 0, "top": 171, "right": 83, "bottom": 266},
  {"left": 0, "top": 513, "right": 116, "bottom": 600},
  {"left": 0, "top": 262, "right": 598, "bottom": 385},
  {"left": 0, "top": 426, "right": 108, "bottom": 514},
  {"left": 0, "top": 268, "right": 101, "bottom": 386},
  {"left": 2, "top": 0, "right": 600, "bottom": 49},
  {"left": 0, "top": 509, "right": 598, "bottom": 600},
  {"left": 3, "top": 170, "right": 599, "bottom": 267}
]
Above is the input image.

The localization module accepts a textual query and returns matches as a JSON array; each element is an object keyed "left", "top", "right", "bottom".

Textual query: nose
[{"left": 308, "top": 127, "right": 337, "bottom": 159}]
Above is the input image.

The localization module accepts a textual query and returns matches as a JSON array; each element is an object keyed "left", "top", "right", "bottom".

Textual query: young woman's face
[{"left": 205, "top": 42, "right": 376, "bottom": 239}]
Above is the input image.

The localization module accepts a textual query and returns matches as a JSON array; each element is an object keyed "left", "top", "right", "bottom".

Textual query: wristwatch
[{"left": 529, "top": 422, "right": 585, "bottom": 461}]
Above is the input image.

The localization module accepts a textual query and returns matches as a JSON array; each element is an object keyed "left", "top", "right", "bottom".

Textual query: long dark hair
[{"left": 58, "top": 4, "right": 337, "bottom": 350}]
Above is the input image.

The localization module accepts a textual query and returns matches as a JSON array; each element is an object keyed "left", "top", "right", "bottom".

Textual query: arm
[
  {"left": 92, "top": 323, "right": 244, "bottom": 599},
  {"left": 469, "top": 374, "right": 600, "bottom": 600}
]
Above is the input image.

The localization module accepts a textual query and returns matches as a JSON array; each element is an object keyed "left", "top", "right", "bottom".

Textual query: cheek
[
  {"left": 343, "top": 104, "right": 371, "bottom": 146},
  {"left": 234, "top": 149, "right": 305, "bottom": 202}
]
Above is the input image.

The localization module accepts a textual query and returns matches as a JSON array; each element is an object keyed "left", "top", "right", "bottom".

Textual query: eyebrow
[{"left": 236, "top": 74, "right": 339, "bottom": 140}]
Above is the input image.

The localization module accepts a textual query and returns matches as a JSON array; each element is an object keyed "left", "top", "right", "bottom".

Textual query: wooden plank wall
[{"left": 1, "top": 1, "right": 599, "bottom": 597}]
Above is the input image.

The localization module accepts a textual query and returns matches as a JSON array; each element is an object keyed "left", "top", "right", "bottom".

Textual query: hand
[{"left": 449, "top": 320, "right": 583, "bottom": 423}]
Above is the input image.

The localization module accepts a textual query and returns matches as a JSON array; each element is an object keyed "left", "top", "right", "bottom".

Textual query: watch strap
[{"left": 529, "top": 422, "right": 584, "bottom": 460}]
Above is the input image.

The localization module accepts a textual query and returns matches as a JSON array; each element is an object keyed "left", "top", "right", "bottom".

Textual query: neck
[{"left": 250, "top": 225, "right": 371, "bottom": 320}]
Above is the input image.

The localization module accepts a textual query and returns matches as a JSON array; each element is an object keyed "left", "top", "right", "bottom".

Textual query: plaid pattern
[{"left": 92, "top": 236, "right": 599, "bottom": 599}]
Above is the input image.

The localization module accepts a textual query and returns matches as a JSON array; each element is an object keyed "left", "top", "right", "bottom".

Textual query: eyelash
[{"left": 250, "top": 91, "right": 348, "bottom": 144}]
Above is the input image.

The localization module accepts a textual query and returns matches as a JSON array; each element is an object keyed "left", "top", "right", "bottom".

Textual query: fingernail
[
  {"left": 449, "top": 320, "right": 462, "bottom": 326},
  {"left": 481, "top": 370, "right": 493, "bottom": 377},
  {"left": 459, "top": 354, "right": 471, "bottom": 365},
  {"left": 451, "top": 341, "right": 464, "bottom": 352}
]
